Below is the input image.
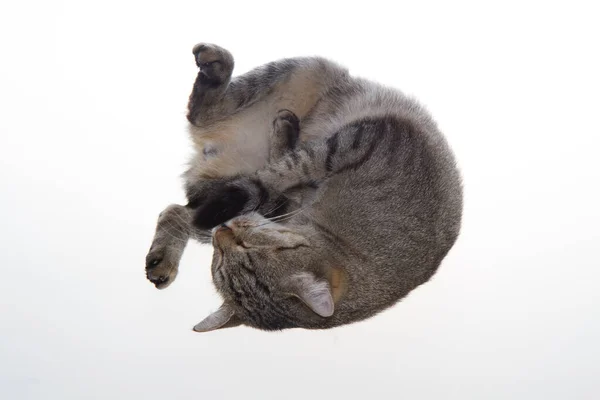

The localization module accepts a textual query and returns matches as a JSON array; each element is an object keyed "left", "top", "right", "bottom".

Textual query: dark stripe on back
[
  {"left": 337, "top": 132, "right": 379, "bottom": 174},
  {"left": 333, "top": 118, "right": 392, "bottom": 174}
]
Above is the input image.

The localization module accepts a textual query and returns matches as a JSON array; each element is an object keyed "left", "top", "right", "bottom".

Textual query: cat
[{"left": 145, "top": 43, "right": 463, "bottom": 331}]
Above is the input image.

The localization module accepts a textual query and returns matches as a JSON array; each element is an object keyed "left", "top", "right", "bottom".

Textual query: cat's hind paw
[{"left": 192, "top": 43, "right": 234, "bottom": 85}]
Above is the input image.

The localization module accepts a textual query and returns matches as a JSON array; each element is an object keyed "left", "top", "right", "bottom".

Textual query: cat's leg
[
  {"left": 145, "top": 204, "right": 211, "bottom": 289},
  {"left": 269, "top": 109, "right": 300, "bottom": 162},
  {"left": 187, "top": 43, "right": 330, "bottom": 127},
  {"left": 186, "top": 44, "right": 234, "bottom": 126},
  {"left": 192, "top": 115, "right": 395, "bottom": 229}
]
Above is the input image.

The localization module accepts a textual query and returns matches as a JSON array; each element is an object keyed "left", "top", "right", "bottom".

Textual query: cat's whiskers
[
  {"left": 267, "top": 205, "right": 308, "bottom": 222},
  {"left": 262, "top": 198, "right": 289, "bottom": 217},
  {"left": 169, "top": 209, "right": 193, "bottom": 233},
  {"left": 249, "top": 206, "right": 310, "bottom": 230}
]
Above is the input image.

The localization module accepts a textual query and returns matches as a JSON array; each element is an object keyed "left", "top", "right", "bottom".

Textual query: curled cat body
[{"left": 145, "top": 43, "right": 463, "bottom": 332}]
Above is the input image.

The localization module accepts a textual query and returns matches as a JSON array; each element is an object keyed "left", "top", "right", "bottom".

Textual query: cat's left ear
[
  {"left": 284, "top": 272, "right": 334, "bottom": 318},
  {"left": 193, "top": 303, "right": 243, "bottom": 332}
]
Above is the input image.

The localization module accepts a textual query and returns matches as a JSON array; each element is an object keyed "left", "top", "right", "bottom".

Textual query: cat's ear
[
  {"left": 285, "top": 273, "right": 334, "bottom": 318},
  {"left": 193, "top": 303, "right": 243, "bottom": 332}
]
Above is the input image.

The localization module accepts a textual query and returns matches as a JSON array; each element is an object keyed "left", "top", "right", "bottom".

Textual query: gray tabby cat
[{"left": 145, "top": 43, "right": 463, "bottom": 331}]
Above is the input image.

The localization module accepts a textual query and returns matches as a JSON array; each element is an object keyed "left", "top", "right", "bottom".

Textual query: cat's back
[{"left": 308, "top": 82, "right": 462, "bottom": 289}]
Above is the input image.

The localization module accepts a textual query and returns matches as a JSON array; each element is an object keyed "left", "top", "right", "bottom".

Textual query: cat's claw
[{"left": 145, "top": 247, "right": 179, "bottom": 289}]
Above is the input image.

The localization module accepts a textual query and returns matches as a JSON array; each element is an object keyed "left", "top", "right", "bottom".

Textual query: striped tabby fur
[{"left": 145, "top": 44, "right": 463, "bottom": 331}]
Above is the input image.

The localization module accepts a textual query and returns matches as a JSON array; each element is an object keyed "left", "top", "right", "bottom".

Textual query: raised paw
[
  {"left": 192, "top": 43, "right": 234, "bottom": 85},
  {"left": 270, "top": 109, "right": 300, "bottom": 161},
  {"left": 145, "top": 245, "right": 182, "bottom": 289}
]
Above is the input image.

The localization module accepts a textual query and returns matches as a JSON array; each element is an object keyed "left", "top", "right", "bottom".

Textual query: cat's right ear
[
  {"left": 283, "top": 272, "right": 335, "bottom": 318},
  {"left": 193, "top": 303, "right": 243, "bottom": 332}
]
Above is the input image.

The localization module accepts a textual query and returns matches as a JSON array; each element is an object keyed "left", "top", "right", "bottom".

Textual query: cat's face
[{"left": 194, "top": 213, "right": 341, "bottom": 332}]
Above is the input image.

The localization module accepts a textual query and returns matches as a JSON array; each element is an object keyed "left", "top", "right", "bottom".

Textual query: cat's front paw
[
  {"left": 192, "top": 43, "right": 234, "bottom": 85},
  {"left": 145, "top": 245, "right": 181, "bottom": 289}
]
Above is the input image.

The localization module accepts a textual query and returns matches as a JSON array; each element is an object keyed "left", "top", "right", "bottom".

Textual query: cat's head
[{"left": 193, "top": 212, "right": 346, "bottom": 332}]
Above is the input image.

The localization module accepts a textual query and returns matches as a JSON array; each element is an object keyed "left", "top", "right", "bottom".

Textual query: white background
[{"left": 1, "top": 1, "right": 599, "bottom": 399}]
